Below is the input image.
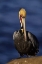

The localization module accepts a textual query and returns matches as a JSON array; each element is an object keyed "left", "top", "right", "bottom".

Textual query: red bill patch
[{"left": 20, "top": 15, "right": 22, "bottom": 23}]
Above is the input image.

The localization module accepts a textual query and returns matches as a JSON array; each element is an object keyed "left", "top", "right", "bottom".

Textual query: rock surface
[{"left": 7, "top": 56, "right": 42, "bottom": 64}]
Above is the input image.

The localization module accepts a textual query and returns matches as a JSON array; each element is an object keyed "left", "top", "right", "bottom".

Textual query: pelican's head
[
  {"left": 19, "top": 8, "right": 26, "bottom": 29},
  {"left": 19, "top": 8, "right": 27, "bottom": 41}
]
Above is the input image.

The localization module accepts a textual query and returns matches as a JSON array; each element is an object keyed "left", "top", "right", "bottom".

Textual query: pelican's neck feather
[{"left": 20, "top": 20, "right": 22, "bottom": 27}]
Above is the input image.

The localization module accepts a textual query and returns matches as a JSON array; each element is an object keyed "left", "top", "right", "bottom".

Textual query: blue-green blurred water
[{"left": 0, "top": 0, "right": 42, "bottom": 64}]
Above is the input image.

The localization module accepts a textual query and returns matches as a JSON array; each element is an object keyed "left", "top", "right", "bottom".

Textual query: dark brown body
[{"left": 13, "top": 29, "right": 39, "bottom": 57}]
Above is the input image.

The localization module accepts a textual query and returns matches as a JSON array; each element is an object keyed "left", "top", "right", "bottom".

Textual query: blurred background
[{"left": 0, "top": 0, "right": 42, "bottom": 64}]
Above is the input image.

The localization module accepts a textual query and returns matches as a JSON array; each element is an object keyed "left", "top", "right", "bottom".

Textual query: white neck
[
  {"left": 20, "top": 20, "right": 22, "bottom": 27},
  {"left": 22, "top": 18, "right": 27, "bottom": 41}
]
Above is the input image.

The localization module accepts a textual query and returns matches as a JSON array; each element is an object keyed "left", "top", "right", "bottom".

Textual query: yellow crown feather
[{"left": 19, "top": 8, "right": 26, "bottom": 18}]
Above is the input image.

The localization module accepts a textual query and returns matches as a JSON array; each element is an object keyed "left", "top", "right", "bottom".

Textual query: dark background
[{"left": 0, "top": 0, "right": 42, "bottom": 64}]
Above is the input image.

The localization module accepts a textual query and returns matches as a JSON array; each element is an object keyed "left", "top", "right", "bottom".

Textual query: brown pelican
[{"left": 13, "top": 8, "right": 39, "bottom": 58}]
